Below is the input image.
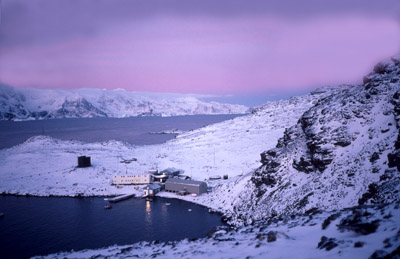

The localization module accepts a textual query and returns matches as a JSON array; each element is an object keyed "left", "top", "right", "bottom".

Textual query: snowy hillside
[
  {"left": 0, "top": 87, "right": 332, "bottom": 197},
  {"left": 230, "top": 57, "right": 400, "bottom": 224},
  {"left": 37, "top": 202, "right": 400, "bottom": 259},
  {"left": 1, "top": 57, "right": 400, "bottom": 258},
  {"left": 0, "top": 85, "right": 249, "bottom": 120}
]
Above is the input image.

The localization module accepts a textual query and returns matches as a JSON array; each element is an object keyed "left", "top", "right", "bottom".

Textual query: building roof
[
  {"left": 161, "top": 168, "right": 181, "bottom": 174},
  {"left": 166, "top": 178, "right": 206, "bottom": 186},
  {"left": 143, "top": 184, "right": 161, "bottom": 190}
]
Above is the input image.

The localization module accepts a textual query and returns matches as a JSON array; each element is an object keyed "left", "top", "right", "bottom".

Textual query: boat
[{"left": 104, "top": 205, "right": 112, "bottom": 210}]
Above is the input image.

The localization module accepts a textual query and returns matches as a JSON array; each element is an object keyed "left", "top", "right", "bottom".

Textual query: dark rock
[
  {"left": 267, "top": 231, "right": 277, "bottom": 242},
  {"left": 359, "top": 183, "right": 378, "bottom": 205},
  {"left": 380, "top": 169, "right": 396, "bottom": 181},
  {"left": 261, "top": 174, "right": 276, "bottom": 187},
  {"left": 317, "top": 236, "right": 338, "bottom": 251},
  {"left": 334, "top": 139, "right": 351, "bottom": 147},
  {"left": 370, "top": 152, "right": 380, "bottom": 163},
  {"left": 369, "top": 88, "right": 379, "bottom": 95},
  {"left": 312, "top": 156, "right": 333, "bottom": 172},
  {"left": 305, "top": 207, "right": 321, "bottom": 215},
  {"left": 354, "top": 241, "right": 364, "bottom": 248},
  {"left": 385, "top": 246, "right": 400, "bottom": 258},
  {"left": 383, "top": 238, "right": 392, "bottom": 248},
  {"left": 395, "top": 135, "right": 400, "bottom": 150},
  {"left": 388, "top": 152, "right": 400, "bottom": 171},
  {"left": 369, "top": 250, "right": 388, "bottom": 259},
  {"left": 322, "top": 213, "right": 340, "bottom": 230},
  {"left": 394, "top": 91, "right": 400, "bottom": 100},
  {"left": 364, "top": 76, "right": 372, "bottom": 84},
  {"left": 373, "top": 62, "right": 389, "bottom": 74},
  {"left": 266, "top": 149, "right": 278, "bottom": 157},
  {"left": 293, "top": 156, "right": 314, "bottom": 173},
  {"left": 296, "top": 192, "right": 314, "bottom": 209},
  {"left": 338, "top": 217, "right": 380, "bottom": 235}
]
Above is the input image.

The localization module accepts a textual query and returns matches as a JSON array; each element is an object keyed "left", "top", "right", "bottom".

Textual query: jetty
[{"left": 108, "top": 193, "right": 135, "bottom": 203}]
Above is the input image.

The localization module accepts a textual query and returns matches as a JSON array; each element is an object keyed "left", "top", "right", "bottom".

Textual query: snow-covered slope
[
  {"left": 0, "top": 85, "right": 249, "bottom": 120},
  {"left": 0, "top": 57, "right": 398, "bottom": 220},
  {"left": 230, "top": 57, "right": 400, "bottom": 224},
  {"left": 37, "top": 202, "right": 400, "bottom": 259},
  {"left": 2, "top": 57, "right": 400, "bottom": 258},
  {"left": 0, "top": 87, "right": 333, "bottom": 197}
]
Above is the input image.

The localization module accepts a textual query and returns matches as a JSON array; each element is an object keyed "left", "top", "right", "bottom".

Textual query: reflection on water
[
  {"left": 145, "top": 200, "right": 152, "bottom": 225},
  {"left": 161, "top": 203, "right": 168, "bottom": 215},
  {"left": 0, "top": 196, "right": 225, "bottom": 259}
]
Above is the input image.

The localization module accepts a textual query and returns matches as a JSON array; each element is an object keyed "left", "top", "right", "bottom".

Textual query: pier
[{"left": 108, "top": 193, "right": 135, "bottom": 203}]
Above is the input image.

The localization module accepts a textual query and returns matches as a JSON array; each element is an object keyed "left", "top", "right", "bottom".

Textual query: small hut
[{"left": 77, "top": 156, "right": 91, "bottom": 168}]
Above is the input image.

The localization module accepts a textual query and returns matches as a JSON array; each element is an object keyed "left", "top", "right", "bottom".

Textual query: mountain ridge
[{"left": 0, "top": 84, "right": 249, "bottom": 120}]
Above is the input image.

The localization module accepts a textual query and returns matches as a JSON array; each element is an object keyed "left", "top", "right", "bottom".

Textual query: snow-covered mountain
[
  {"left": 0, "top": 85, "right": 249, "bottom": 120},
  {"left": 229, "top": 57, "right": 400, "bottom": 225}
]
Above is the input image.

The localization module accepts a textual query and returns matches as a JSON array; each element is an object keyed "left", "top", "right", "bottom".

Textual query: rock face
[
  {"left": 231, "top": 56, "right": 400, "bottom": 224},
  {"left": 0, "top": 86, "right": 249, "bottom": 120}
]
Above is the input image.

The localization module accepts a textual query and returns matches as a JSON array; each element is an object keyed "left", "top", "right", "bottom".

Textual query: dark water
[
  {"left": 0, "top": 196, "right": 224, "bottom": 258},
  {"left": 0, "top": 114, "right": 242, "bottom": 149}
]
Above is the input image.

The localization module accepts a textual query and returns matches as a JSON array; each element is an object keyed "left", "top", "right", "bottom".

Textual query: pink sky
[{"left": 0, "top": 1, "right": 399, "bottom": 96}]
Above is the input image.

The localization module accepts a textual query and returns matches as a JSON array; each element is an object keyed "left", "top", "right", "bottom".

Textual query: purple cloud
[{"left": 0, "top": 0, "right": 399, "bottom": 95}]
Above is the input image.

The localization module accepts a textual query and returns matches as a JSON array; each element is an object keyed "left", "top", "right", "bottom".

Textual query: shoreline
[{"left": 0, "top": 191, "right": 229, "bottom": 217}]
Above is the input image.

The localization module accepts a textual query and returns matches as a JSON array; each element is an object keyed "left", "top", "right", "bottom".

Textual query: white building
[{"left": 113, "top": 174, "right": 153, "bottom": 185}]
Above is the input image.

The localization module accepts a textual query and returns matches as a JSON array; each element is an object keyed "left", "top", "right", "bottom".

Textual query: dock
[{"left": 108, "top": 193, "right": 135, "bottom": 203}]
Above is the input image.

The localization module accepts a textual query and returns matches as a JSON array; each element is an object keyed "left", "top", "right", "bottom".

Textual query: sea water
[
  {"left": 0, "top": 196, "right": 224, "bottom": 258},
  {"left": 0, "top": 115, "right": 242, "bottom": 149}
]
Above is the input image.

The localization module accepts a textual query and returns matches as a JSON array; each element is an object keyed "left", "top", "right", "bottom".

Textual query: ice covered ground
[
  {"left": 36, "top": 202, "right": 400, "bottom": 259},
  {"left": 0, "top": 88, "right": 333, "bottom": 213}
]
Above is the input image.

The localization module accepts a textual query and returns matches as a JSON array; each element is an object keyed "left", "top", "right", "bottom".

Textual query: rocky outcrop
[
  {"left": 231, "top": 56, "right": 400, "bottom": 224},
  {"left": 55, "top": 98, "right": 108, "bottom": 118}
]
